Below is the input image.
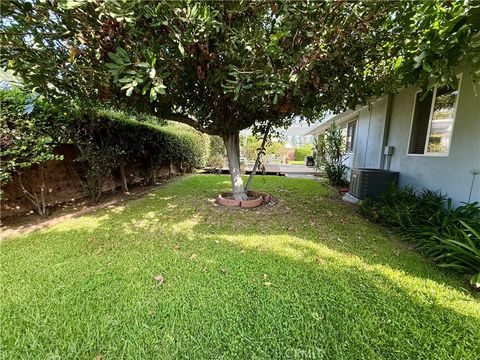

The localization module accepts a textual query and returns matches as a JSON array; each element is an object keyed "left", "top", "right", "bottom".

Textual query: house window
[
  {"left": 409, "top": 79, "right": 460, "bottom": 155},
  {"left": 345, "top": 120, "right": 356, "bottom": 153}
]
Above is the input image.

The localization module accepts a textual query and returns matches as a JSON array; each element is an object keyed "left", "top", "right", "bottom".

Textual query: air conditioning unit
[{"left": 349, "top": 168, "right": 399, "bottom": 200}]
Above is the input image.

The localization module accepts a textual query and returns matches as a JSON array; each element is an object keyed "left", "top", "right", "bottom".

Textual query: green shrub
[
  {"left": 316, "top": 122, "right": 348, "bottom": 186},
  {"left": 66, "top": 109, "right": 209, "bottom": 199},
  {"left": 242, "top": 136, "right": 288, "bottom": 163},
  {"left": 206, "top": 136, "right": 227, "bottom": 172},
  {"left": 433, "top": 222, "right": 480, "bottom": 288},
  {"left": 1, "top": 88, "right": 209, "bottom": 204},
  {"left": 360, "top": 186, "right": 447, "bottom": 230},
  {"left": 206, "top": 154, "right": 226, "bottom": 174},
  {"left": 87, "top": 109, "right": 208, "bottom": 169},
  {"left": 294, "top": 146, "right": 312, "bottom": 161},
  {"left": 209, "top": 135, "right": 226, "bottom": 157},
  {"left": 0, "top": 87, "right": 65, "bottom": 215},
  {"left": 361, "top": 185, "right": 480, "bottom": 287}
]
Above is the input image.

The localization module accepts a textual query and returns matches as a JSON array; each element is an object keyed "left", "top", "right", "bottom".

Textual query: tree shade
[{"left": 1, "top": 0, "right": 478, "bottom": 198}]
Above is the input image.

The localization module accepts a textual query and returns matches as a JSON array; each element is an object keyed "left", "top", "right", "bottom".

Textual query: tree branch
[{"left": 165, "top": 113, "right": 215, "bottom": 135}]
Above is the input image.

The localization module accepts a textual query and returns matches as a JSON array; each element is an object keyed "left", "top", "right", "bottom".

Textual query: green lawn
[
  {"left": 288, "top": 160, "right": 305, "bottom": 165},
  {"left": 1, "top": 175, "right": 479, "bottom": 359}
]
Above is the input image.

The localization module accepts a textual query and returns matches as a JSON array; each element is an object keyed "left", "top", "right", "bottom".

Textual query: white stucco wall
[
  {"left": 308, "top": 70, "right": 479, "bottom": 205},
  {"left": 386, "top": 73, "right": 480, "bottom": 206},
  {"left": 353, "top": 97, "right": 389, "bottom": 169}
]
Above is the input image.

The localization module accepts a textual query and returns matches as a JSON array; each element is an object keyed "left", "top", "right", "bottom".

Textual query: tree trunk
[
  {"left": 119, "top": 158, "right": 129, "bottom": 193},
  {"left": 245, "top": 122, "right": 272, "bottom": 192},
  {"left": 16, "top": 171, "right": 47, "bottom": 217},
  {"left": 223, "top": 131, "right": 248, "bottom": 200}
]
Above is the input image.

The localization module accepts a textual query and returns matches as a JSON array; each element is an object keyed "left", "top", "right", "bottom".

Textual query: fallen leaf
[
  {"left": 239, "top": 249, "right": 246, "bottom": 254},
  {"left": 264, "top": 282, "right": 272, "bottom": 286},
  {"left": 394, "top": 250, "right": 400, "bottom": 256},
  {"left": 315, "top": 256, "right": 324, "bottom": 264},
  {"left": 263, "top": 273, "right": 268, "bottom": 279},
  {"left": 97, "top": 352, "right": 102, "bottom": 360},
  {"left": 153, "top": 274, "right": 164, "bottom": 284},
  {"left": 220, "top": 268, "right": 228, "bottom": 275},
  {"left": 189, "top": 253, "right": 198, "bottom": 261}
]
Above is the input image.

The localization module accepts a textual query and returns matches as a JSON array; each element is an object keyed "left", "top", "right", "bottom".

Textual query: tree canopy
[{"left": 1, "top": 0, "right": 478, "bottom": 198}]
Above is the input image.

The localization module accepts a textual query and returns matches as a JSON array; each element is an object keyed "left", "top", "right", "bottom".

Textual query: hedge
[
  {"left": 78, "top": 109, "right": 208, "bottom": 169},
  {"left": 61, "top": 109, "right": 209, "bottom": 200},
  {"left": 1, "top": 87, "right": 209, "bottom": 205},
  {"left": 294, "top": 146, "right": 312, "bottom": 161}
]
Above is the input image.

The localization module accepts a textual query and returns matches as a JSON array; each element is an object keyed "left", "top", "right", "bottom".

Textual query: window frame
[
  {"left": 344, "top": 118, "right": 358, "bottom": 154},
  {"left": 407, "top": 73, "right": 462, "bottom": 157}
]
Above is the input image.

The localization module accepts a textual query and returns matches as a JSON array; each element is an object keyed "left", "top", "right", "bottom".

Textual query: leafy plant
[
  {"left": 294, "top": 146, "right": 312, "bottom": 162},
  {"left": 433, "top": 222, "right": 480, "bottom": 289},
  {"left": 361, "top": 186, "right": 447, "bottom": 230},
  {"left": 317, "top": 122, "right": 348, "bottom": 186},
  {"left": 206, "top": 154, "right": 226, "bottom": 174},
  {"left": 1, "top": 88, "right": 210, "bottom": 207},
  {"left": 242, "top": 136, "right": 288, "bottom": 164},
  {"left": 361, "top": 185, "right": 480, "bottom": 287},
  {"left": 64, "top": 109, "right": 209, "bottom": 201},
  {"left": 0, "top": 87, "right": 64, "bottom": 216}
]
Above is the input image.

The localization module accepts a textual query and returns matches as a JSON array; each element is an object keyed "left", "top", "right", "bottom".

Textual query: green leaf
[
  {"left": 141, "top": 81, "right": 152, "bottom": 95},
  {"left": 107, "top": 52, "right": 124, "bottom": 64},
  {"left": 117, "top": 48, "right": 130, "bottom": 62},
  {"left": 150, "top": 87, "right": 157, "bottom": 101},
  {"left": 105, "top": 63, "right": 120, "bottom": 70},
  {"left": 178, "top": 43, "right": 185, "bottom": 56},
  {"left": 394, "top": 56, "right": 403, "bottom": 69},
  {"left": 118, "top": 77, "right": 134, "bottom": 83}
]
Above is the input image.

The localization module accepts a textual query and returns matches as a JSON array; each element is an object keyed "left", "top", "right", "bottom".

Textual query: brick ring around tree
[{"left": 217, "top": 191, "right": 272, "bottom": 208}]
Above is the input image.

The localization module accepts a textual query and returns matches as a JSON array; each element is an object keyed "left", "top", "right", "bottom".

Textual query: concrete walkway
[
  {"left": 279, "top": 164, "right": 317, "bottom": 174},
  {"left": 212, "top": 164, "right": 319, "bottom": 178},
  {"left": 246, "top": 163, "right": 316, "bottom": 174}
]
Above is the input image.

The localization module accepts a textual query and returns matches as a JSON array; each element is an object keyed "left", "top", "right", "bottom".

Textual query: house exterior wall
[
  {"left": 308, "top": 68, "right": 479, "bottom": 206},
  {"left": 353, "top": 97, "right": 389, "bottom": 170},
  {"left": 387, "top": 73, "right": 480, "bottom": 206}
]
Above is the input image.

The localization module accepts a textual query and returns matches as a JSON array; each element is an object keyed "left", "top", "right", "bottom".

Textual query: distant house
[
  {"left": 283, "top": 123, "right": 315, "bottom": 147},
  {"left": 306, "top": 68, "right": 480, "bottom": 206},
  {"left": 241, "top": 123, "right": 315, "bottom": 148}
]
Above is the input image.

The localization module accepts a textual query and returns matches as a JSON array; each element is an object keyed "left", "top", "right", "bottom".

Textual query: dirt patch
[{"left": 1, "top": 176, "right": 185, "bottom": 239}]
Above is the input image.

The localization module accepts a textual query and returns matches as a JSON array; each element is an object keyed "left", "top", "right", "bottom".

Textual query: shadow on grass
[{"left": 1, "top": 175, "right": 479, "bottom": 358}]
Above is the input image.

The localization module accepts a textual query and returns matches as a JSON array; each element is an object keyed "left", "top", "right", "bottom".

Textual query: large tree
[{"left": 1, "top": 0, "right": 478, "bottom": 199}]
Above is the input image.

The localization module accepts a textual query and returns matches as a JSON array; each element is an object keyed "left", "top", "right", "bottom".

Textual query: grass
[
  {"left": 288, "top": 160, "right": 305, "bottom": 165},
  {"left": 1, "top": 175, "right": 479, "bottom": 359}
]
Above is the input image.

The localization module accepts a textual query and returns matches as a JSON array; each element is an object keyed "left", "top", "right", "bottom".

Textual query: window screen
[
  {"left": 346, "top": 121, "right": 356, "bottom": 153},
  {"left": 409, "top": 80, "right": 459, "bottom": 155},
  {"left": 409, "top": 90, "right": 433, "bottom": 154}
]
